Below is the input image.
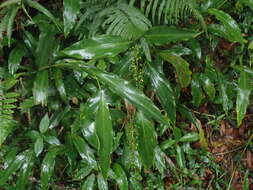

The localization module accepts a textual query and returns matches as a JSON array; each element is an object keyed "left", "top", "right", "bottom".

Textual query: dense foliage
[{"left": 0, "top": 0, "right": 253, "bottom": 189}]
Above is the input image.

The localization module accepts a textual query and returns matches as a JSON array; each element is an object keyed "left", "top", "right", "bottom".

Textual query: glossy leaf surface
[
  {"left": 136, "top": 111, "right": 157, "bottom": 169},
  {"left": 144, "top": 26, "right": 200, "bottom": 45},
  {"left": 61, "top": 36, "right": 131, "bottom": 59},
  {"left": 236, "top": 71, "right": 251, "bottom": 126},
  {"left": 63, "top": 0, "right": 80, "bottom": 36},
  {"left": 208, "top": 8, "right": 246, "bottom": 43},
  {"left": 95, "top": 90, "right": 113, "bottom": 179},
  {"left": 113, "top": 163, "right": 128, "bottom": 190},
  {"left": 147, "top": 62, "right": 176, "bottom": 125},
  {"left": 72, "top": 133, "right": 97, "bottom": 167}
]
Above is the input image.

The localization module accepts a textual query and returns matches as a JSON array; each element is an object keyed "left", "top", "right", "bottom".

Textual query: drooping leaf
[
  {"left": 40, "top": 149, "right": 58, "bottom": 190},
  {"left": 25, "top": 0, "right": 62, "bottom": 30},
  {"left": 144, "top": 26, "right": 200, "bottom": 45},
  {"left": 63, "top": 0, "right": 80, "bottom": 36},
  {"left": 61, "top": 36, "right": 131, "bottom": 60},
  {"left": 136, "top": 111, "right": 157, "bottom": 169},
  {"left": 67, "top": 61, "right": 167, "bottom": 125},
  {"left": 208, "top": 8, "right": 246, "bottom": 44},
  {"left": 71, "top": 133, "right": 97, "bottom": 167},
  {"left": 147, "top": 62, "right": 176, "bottom": 125},
  {"left": 113, "top": 163, "right": 128, "bottom": 190},
  {"left": 8, "top": 45, "right": 26, "bottom": 74},
  {"left": 236, "top": 71, "right": 251, "bottom": 126},
  {"left": 95, "top": 90, "right": 113, "bottom": 179},
  {"left": 160, "top": 52, "right": 192, "bottom": 88}
]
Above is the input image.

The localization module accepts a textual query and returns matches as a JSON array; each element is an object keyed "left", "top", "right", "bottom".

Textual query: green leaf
[
  {"left": 53, "top": 68, "right": 67, "bottom": 103},
  {"left": 154, "top": 147, "right": 166, "bottom": 174},
  {"left": 0, "top": 0, "right": 20, "bottom": 8},
  {"left": 160, "top": 52, "right": 192, "bottom": 88},
  {"left": 70, "top": 61, "right": 167, "bottom": 125},
  {"left": 97, "top": 173, "right": 108, "bottom": 190},
  {"left": 61, "top": 36, "right": 131, "bottom": 60},
  {"left": 16, "top": 151, "right": 34, "bottom": 190},
  {"left": 200, "top": 74, "right": 216, "bottom": 100},
  {"left": 136, "top": 111, "right": 157, "bottom": 169},
  {"left": 6, "top": 5, "right": 20, "bottom": 46},
  {"left": 179, "top": 133, "right": 199, "bottom": 142},
  {"left": 82, "top": 174, "right": 95, "bottom": 190},
  {"left": 44, "top": 136, "right": 61, "bottom": 145},
  {"left": 113, "top": 163, "right": 128, "bottom": 190},
  {"left": 63, "top": 0, "right": 80, "bottom": 36},
  {"left": 217, "top": 71, "right": 230, "bottom": 114},
  {"left": 0, "top": 150, "right": 28, "bottom": 185},
  {"left": 81, "top": 119, "right": 100, "bottom": 149},
  {"left": 191, "top": 73, "right": 203, "bottom": 107},
  {"left": 39, "top": 113, "right": 50, "bottom": 133},
  {"left": 71, "top": 134, "right": 97, "bottom": 167},
  {"left": 40, "top": 149, "right": 58, "bottom": 190},
  {"left": 232, "top": 65, "right": 253, "bottom": 76},
  {"left": 8, "top": 45, "right": 26, "bottom": 74},
  {"left": 176, "top": 145, "right": 185, "bottom": 169},
  {"left": 147, "top": 62, "right": 176, "bottom": 125},
  {"left": 177, "top": 104, "right": 208, "bottom": 149},
  {"left": 25, "top": 0, "right": 61, "bottom": 30},
  {"left": 95, "top": 90, "right": 113, "bottom": 179},
  {"left": 208, "top": 8, "right": 246, "bottom": 44},
  {"left": 34, "top": 135, "right": 44, "bottom": 157},
  {"left": 236, "top": 71, "right": 251, "bottom": 126},
  {"left": 243, "top": 169, "right": 249, "bottom": 190},
  {"left": 144, "top": 26, "right": 200, "bottom": 45},
  {"left": 239, "top": 0, "right": 253, "bottom": 10},
  {"left": 33, "top": 70, "right": 49, "bottom": 106}
]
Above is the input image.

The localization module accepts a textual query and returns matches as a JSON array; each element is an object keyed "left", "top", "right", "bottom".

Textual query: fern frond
[
  {"left": 0, "top": 78, "right": 18, "bottom": 146},
  {"left": 93, "top": 2, "right": 152, "bottom": 40},
  {"left": 131, "top": 0, "right": 206, "bottom": 28}
]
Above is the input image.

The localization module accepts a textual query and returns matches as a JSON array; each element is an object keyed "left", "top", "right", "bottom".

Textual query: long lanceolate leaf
[
  {"left": 71, "top": 61, "right": 167, "bottom": 125},
  {"left": 236, "top": 71, "right": 251, "bottom": 126},
  {"left": 208, "top": 8, "right": 246, "bottom": 44},
  {"left": 63, "top": 0, "right": 80, "bottom": 36},
  {"left": 61, "top": 36, "right": 131, "bottom": 60},
  {"left": 33, "top": 25, "right": 54, "bottom": 105},
  {"left": 40, "top": 149, "right": 59, "bottom": 190},
  {"left": 144, "top": 26, "right": 200, "bottom": 45},
  {"left": 147, "top": 62, "right": 176, "bottom": 125},
  {"left": 25, "top": 0, "right": 62, "bottom": 30},
  {"left": 95, "top": 90, "right": 113, "bottom": 179},
  {"left": 136, "top": 111, "right": 157, "bottom": 169},
  {"left": 0, "top": 150, "right": 31, "bottom": 185}
]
